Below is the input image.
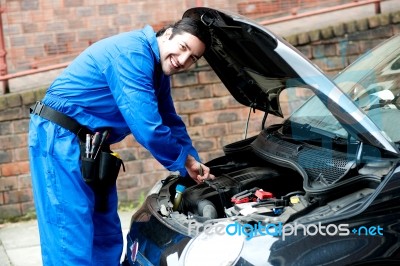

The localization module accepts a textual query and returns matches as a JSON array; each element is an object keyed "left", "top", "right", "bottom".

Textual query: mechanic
[{"left": 28, "top": 17, "right": 214, "bottom": 265}]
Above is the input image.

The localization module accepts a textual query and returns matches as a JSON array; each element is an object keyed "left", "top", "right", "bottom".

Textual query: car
[{"left": 121, "top": 7, "right": 400, "bottom": 266}]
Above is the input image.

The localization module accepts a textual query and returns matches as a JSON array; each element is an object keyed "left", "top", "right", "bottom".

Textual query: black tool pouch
[
  {"left": 80, "top": 144, "right": 125, "bottom": 212},
  {"left": 98, "top": 151, "right": 124, "bottom": 186},
  {"left": 81, "top": 155, "right": 98, "bottom": 184}
]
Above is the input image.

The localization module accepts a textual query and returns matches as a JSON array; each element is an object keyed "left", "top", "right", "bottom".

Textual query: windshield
[{"left": 288, "top": 35, "right": 400, "bottom": 143}]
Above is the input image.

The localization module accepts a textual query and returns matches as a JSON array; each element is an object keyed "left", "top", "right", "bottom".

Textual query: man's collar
[{"left": 142, "top": 25, "right": 160, "bottom": 64}]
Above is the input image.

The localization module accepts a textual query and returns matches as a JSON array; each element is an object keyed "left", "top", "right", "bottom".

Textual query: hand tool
[
  {"left": 85, "top": 134, "right": 91, "bottom": 158},
  {"left": 198, "top": 163, "right": 203, "bottom": 176},
  {"left": 93, "top": 130, "right": 109, "bottom": 159},
  {"left": 90, "top": 132, "right": 101, "bottom": 159}
]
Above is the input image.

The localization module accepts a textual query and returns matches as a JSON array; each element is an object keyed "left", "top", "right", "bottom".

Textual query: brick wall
[
  {"left": 1, "top": 0, "right": 361, "bottom": 74},
  {"left": 0, "top": 8, "right": 399, "bottom": 220},
  {"left": 286, "top": 11, "right": 400, "bottom": 76},
  {"left": 0, "top": 0, "right": 245, "bottom": 72}
]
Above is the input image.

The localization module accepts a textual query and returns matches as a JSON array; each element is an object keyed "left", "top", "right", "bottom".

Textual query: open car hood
[{"left": 183, "top": 7, "right": 400, "bottom": 154}]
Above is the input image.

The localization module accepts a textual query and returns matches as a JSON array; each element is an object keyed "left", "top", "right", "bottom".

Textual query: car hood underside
[{"left": 183, "top": 7, "right": 399, "bottom": 154}]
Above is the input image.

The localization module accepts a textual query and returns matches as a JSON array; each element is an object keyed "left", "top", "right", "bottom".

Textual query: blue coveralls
[{"left": 28, "top": 25, "right": 200, "bottom": 265}]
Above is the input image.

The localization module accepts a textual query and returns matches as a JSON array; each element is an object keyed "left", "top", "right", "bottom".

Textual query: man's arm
[{"left": 105, "top": 45, "right": 191, "bottom": 174}]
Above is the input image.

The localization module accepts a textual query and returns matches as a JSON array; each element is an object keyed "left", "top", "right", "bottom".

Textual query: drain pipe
[{"left": 0, "top": 7, "right": 9, "bottom": 94}]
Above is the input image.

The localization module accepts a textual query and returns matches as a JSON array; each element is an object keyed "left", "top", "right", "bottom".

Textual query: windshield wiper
[
  {"left": 284, "top": 122, "right": 346, "bottom": 144},
  {"left": 307, "top": 124, "right": 342, "bottom": 140}
]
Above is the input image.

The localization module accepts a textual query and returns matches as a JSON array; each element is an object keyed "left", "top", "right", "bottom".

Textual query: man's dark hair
[{"left": 156, "top": 17, "right": 212, "bottom": 51}]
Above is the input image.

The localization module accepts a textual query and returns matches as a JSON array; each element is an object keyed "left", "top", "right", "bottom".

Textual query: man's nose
[{"left": 178, "top": 52, "right": 193, "bottom": 68}]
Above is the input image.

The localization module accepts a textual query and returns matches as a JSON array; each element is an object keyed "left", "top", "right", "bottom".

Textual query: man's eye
[
  {"left": 191, "top": 56, "right": 198, "bottom": 63},
  {"left": 180, "top": 44, "right": 186, "bottom": 50}
]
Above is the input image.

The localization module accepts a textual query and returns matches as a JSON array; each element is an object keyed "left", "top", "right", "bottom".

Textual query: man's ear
[{"left": 163, "top": 28, "right": 173, "bottom": 39}]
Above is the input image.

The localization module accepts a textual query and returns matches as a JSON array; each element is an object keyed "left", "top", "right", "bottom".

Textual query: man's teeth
[{"left": 171, "top": 57, "right": 179, "bottom": 68}]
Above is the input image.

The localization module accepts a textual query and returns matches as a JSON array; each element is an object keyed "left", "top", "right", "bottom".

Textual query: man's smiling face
[{"left": 158, "top": 28, "right": 206, "bottom": 76}]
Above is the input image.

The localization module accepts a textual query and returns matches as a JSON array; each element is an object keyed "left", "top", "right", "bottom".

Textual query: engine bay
[{"left": 156, "top": 130, "right": 387, "bottom": 236}]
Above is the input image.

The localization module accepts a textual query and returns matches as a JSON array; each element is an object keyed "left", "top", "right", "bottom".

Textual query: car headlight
[{"left": 182, "top": 221, "right": 244, "bottom": 266}]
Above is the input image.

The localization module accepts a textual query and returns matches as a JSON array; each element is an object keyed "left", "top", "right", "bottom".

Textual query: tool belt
[
  {"left": 30, "top": 101, "right": 92, "bottom": 142},
  {"left": 30, "top": 101, "right": 125, "bottom": 212}
]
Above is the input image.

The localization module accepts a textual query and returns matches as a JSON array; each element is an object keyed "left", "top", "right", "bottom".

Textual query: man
[{"left": 28, "top": 17, "right": 214, "bottom": 265}]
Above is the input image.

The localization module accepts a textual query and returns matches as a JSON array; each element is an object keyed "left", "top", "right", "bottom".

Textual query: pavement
[
  {"left": 0, "top": 210, "right": 134, "bottom": 266},
  {"left": 1, "top": 1, "right": 400, "bottom": 266}
]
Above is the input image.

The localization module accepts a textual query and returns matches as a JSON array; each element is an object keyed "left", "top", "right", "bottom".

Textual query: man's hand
[{"left": 185, "top": 155, "right": 215, "bottom": 184}]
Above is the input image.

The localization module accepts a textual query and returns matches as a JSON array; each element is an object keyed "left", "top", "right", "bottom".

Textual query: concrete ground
[{"left": 0, "top": 210, "right": 133, "bottom": 266}]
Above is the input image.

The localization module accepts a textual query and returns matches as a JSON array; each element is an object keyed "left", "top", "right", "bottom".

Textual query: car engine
[{"left": 164, "top": 128, "right": 384, "bottom": 233}]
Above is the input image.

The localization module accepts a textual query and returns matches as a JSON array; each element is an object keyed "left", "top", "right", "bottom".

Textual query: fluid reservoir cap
[
  {"left": 176, "top": 184, "right": 186, "bottom": 193},
  {"left": 290, "top": 196, "right": 300, "bottom": 204}
]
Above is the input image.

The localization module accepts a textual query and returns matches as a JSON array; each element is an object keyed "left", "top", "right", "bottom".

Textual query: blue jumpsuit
[{"left": 28, "top": 25, "right": 200, "bottom": 265}]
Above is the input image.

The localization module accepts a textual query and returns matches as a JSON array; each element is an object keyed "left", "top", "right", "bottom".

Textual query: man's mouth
[{"left": 170, "top": 56, "right": 180, "bottom": 70}]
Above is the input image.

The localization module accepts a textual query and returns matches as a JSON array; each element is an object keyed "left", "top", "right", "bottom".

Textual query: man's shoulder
[
  {"left": 82, "top": 25, "right": 159, "bottom": 63},
  {"left": 88, "top": 27, "right": 151, "bottom": 53},
  {"left": 115, "top": 25, "right": 155, "bottom": 42}
]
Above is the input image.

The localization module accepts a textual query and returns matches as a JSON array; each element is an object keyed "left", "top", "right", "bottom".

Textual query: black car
[{"left": 122, "top": 7, "right": 400, "bottom": 266}]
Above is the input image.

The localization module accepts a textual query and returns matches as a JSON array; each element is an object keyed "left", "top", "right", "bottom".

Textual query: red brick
[
  {"left": 123, "top": 135, "right": 140, "bottom": 148},
  {"left": 139, "top": 171, "right": 168, "bottom": 188},
  {"left": 211, "top": 83, "right": 231, "bottom": 97},
  {"left": 197, "top": 69, "right": 220, "bottom": 84},
  {"left": 237, "top": 1, "right": 279, "bottom": 16},
  {"left": 1, "top": 163, "right": 20, "bottom": 176},
  {"left": 191, "top": 108, "right": 250, "bottom": 126},
  {"left": 180, "top": 114, "right": 190, "bottom": 126},
  {"left": 0, "top": 176, "right": 18, "bottom": 191},
  {"left": 1, "top": 162, "right": 29, "bottom": 176},
  {"left": 116, "top": 176, "right": 140, "bottom": 189},
  {"left": 141, "top": 158, "right": 165, "bottom": 173},
  {"left": 0, "top": 204, "right": 22, "bottom": 219},
  {"left": 219, "top": 134, "right": 247, "bottom": 147},
  {"left": 4, "top": 188, "right": 33, "bottom": 204},
  {"left": 64, "top": 0, "right": 84, "bottom": 7},
  {"left": 186, "top": 85, "right": 213, "bottom": 100},
  {"left": 0, "top": 134, "right": 27, "bottom": 150},
  {"left": 0, "top": 107, "right": 24, "bottom": 122},
  {"left": 171, "top": 87, "right": 189, "bottom": 101},
  {"left": 14, "top": 147, "right": 29, "bottom": 161},
  {"left": 171, "top": 71, "right": 198, "bottom": 88},
  {"left": 0, "top": 150, "right": 12, "bottom": 164},
  {"left": 110, "top": 142, "right": 124, "bottom": 150},
  {"left": 19, "top": 161, "right": 31, "bottom": 175},
  {"left": 123, "top": 161, "right": 144, "bottom": 175},
  {"left": 4, "top": 1, "right": 21, "bottom": 12},
  {"left": 203, "top": 124, "right": 228, "bottom": 138},
  {"left": 18, "top": 175, "right": 32, "bottom": 189},
  {"left": 175, "top": 99, "right": 202, "bottom": 114},
  {"left": 138, "top": 147, "right": 152, "bottom": 160},
  {"left": 115, "top": 148, "right": 138, "bottom": 161},
  {"left": 117, "top": 189, "right": 128, "bottom": 202},
  {"left": 12, "top": 119, "right": 29, "bottom": 134},
  {"left": 21, "top": 201, "right": 36, "bottom": 216},
  {"left": 199, "top": 150, "right": 224, "bottom": 163},
  {"left": 193, "top": 138, "right": 218, "bottom": 153},
  {"left": 186, "top": 125, "right": 203, "bottom": 139}
]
